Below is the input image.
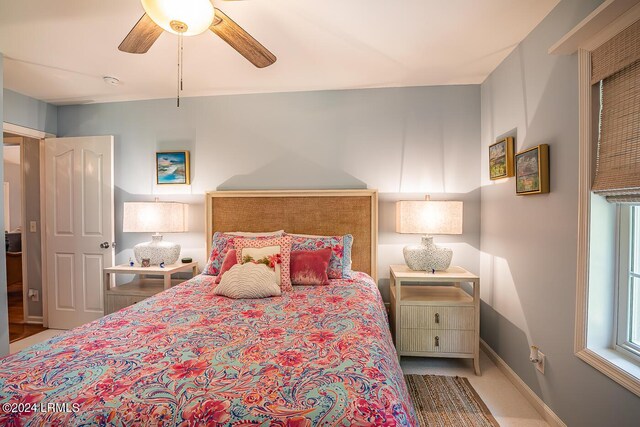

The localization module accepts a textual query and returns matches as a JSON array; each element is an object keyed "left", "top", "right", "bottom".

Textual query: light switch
[{"left": 30, "top": 221, "right": 37, "bottom": 232}]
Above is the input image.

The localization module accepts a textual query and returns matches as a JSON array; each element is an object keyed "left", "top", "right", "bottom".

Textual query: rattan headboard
[{"left": 205, "top": 190, "right": 378, "bottom": 280}]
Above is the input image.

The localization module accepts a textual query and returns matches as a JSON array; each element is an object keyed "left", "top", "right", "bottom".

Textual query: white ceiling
[{"left": 0, "top": 0, "right": 559, "bottom": 105}]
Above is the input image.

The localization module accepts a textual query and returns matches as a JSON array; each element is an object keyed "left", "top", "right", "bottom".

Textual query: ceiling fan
[{"left": 118, "top": 0, "right": 276, "bottom": 68}]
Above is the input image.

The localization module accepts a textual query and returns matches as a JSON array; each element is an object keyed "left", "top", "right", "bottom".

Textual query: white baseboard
[
  {"left": 25, "top": 316, "right": 43, "bottom": 325},
  {"left": 480, "top": 339, "right": 566, "bottom": 427}
]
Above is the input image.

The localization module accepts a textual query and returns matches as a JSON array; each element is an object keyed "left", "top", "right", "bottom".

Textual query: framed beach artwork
[
  {"left": 489, "top": 137, "right": 514, "bottom": 180},
  {"left": 156, "top": 151, "right": 190, "bottom": 185},
  {"left": 515, "top": 144, "right": 549, "bottom": 195}
]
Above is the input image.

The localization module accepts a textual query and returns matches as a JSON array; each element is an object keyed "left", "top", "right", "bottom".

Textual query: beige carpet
[{"left": 405, "top": 374, "right": 500, "bottom": 427}]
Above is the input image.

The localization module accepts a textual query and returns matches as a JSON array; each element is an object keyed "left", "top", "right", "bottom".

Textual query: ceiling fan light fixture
[{"left": 141, "top": 0, "right": 215, "bottom": 36}]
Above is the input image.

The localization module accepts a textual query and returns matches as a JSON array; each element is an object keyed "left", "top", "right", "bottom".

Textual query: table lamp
[
  {"left": 123, "top": 199, "right": 188, "bottom": 265},
  {"left": 395, "top": 196, "right": 463, "bottom": 271}
]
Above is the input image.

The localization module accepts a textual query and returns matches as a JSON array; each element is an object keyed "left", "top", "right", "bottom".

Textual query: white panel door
[{"left": 45, "top": 136, "right": 114, "bottom": 329}]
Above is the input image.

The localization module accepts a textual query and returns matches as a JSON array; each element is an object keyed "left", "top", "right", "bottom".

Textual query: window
[
  {"left": 617, "top": 205, "right": 640, "bottom": 361},
  {"left": 571, "top": 11, "right": 640, "bottom": 397}
]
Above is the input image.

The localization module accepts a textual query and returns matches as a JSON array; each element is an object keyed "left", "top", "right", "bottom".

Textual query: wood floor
[{"left": 7, "top": 281, "right": 46, "bottom": 343}]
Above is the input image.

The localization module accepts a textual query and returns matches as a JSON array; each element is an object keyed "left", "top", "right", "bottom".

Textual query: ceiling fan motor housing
[{"left": 141, "top": 0, "right": 214, "bottom": 36}]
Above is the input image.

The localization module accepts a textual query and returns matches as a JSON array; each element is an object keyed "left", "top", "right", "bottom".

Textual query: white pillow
[
  {"left": 237, "top": 245, "right": 282, "bottom": 287},
  {"left": 213, "top": 263, "right": 281, "bottom": 299}
]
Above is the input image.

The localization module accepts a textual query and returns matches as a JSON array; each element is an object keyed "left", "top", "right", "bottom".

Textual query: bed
[{"left": 0, "top": 190, "right": 417, "bottom": 426}]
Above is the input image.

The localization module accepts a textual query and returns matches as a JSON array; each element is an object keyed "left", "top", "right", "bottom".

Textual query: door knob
[{"left": 100, "top": 242, "right": 110, "bottom": 249}]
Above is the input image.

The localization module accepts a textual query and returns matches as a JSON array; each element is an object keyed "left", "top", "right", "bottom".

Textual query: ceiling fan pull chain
[
  {"left": 176, "top": 33, "right": 180, "bottom": 107},
  {"left": 176, "top": 32, "right": 184, "bottom": 107}
]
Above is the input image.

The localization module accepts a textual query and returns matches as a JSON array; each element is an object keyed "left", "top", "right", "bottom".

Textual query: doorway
[{"left": 3, "top": 132, "right": 46, "bottom": 342}]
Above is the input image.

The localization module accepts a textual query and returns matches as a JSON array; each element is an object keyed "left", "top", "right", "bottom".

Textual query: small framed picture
[
  {"left": 515, "top": 144, "right": 549, "bottom": 195},
  {"left": 489, "top": 137, "right": 514, "bottom": 180},
  {"left": 156, "top": 151, "right": 190, "bottom": 185}
]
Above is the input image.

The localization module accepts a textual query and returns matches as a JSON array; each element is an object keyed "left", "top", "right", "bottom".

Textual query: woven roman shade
[
  {"left": 592, "top": 60, "right": 640, "bottom": 197},
  {"left": 591, "top": 19, "right": 640, "bottom": 199},
  {"left": 591, "top": 19, "right": 640, "bottom": 84}
]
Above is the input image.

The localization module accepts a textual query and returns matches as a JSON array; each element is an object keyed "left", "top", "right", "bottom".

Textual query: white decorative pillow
[
  {"left": 238, "top": 245, "right": 282, "bottom": 286},
  {"left": 213, "top": 263, "right": 281, "bottom": 299}
]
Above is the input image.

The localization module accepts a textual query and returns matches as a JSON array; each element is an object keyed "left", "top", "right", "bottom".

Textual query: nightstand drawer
[
  {"left": 129, "top": 295, "right": 148, "bottom": 304},
  {"left": 105, "top": 294, "right": 149, "bottom": 314},
  {"left": 400, "top": 305, "right": 474, "bottom": 330},
  {"left": 400, "top": 329, "right": 475, "bottom": 354}
]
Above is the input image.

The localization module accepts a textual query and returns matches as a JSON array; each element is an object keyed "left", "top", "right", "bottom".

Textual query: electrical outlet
[
  {"left": 29, "top": 221, "right": 37, "bottom": 232},
  {"left": 536, "top": 351, "right": 545, "bottom": 374},
  {"left": 28, "top": 289, "right": 39, "bottom": 302}
]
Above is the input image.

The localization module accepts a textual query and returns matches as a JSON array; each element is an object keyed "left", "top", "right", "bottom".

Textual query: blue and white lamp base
[
  {"left": 403, "top": 236, "right": 453, "bottom": 271},
  {"left": 133, "top": 234, "right": 181, "bottom": 266}
]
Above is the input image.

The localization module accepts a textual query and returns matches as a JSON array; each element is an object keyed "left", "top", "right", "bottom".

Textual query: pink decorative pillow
[
  {"left": 215, "top": 249, "right": 238, "bottom": 284},
  {"left": 234, "top": 236, "right": 292, "bottom": 292},
  {"left": 288, "top": 233, "right": 353, "bottom": 279},
  {"left": 290, "top": 248, "right": 331, "bottom": 285},
  {"left": 203, "top": 231, "right": 284, "bottom": 276}
]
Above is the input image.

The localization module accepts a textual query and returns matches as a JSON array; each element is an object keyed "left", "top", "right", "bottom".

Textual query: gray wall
[
  {"left": 480, "top": 0, "right": 640, "bottom": 425},
  {"left": 3, "top": 89, "right": 57, "bottom": 136},
  {"left": 57, "top": 85, "right": 482, "bottom": 297},
  {"left": 0, "top": 52, "right": 9, "bottom": 357}
]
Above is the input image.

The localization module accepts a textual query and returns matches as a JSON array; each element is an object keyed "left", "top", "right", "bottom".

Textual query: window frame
[
  {"left": 574, "top": 42, "right": 640, "bottom": 399},
  {"left": 551, "top": 0, "right": 640, "bottom": 397}
]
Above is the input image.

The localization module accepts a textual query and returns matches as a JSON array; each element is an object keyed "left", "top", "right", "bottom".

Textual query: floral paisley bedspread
[{"left": 0, "top": 272, "right": 417, "bottom": 426}]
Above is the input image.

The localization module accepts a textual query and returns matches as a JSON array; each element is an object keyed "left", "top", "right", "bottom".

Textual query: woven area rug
[{"left": 405, "top": 374, "right": 499, "bottom": 427}]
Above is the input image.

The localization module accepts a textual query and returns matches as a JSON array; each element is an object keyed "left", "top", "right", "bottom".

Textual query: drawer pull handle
[
  {"left": 435, "top": 313, "right": 440, "bottom": 324},
  {"left": 435, "top": 336, "right": 440, "bottom": 347}
]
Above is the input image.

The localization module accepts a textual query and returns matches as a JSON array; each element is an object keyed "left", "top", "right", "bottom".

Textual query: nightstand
[
  {"left": 103, "top": 262, "right": 198, "bottom": 315},
  {"left": 389, "top": 264, "right": 480, "bottom": 375}
]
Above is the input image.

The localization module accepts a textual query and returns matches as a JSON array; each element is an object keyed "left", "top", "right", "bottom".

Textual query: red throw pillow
[
  {"left": 290, "top": 248, "right": 332, "bottom": 285},
  {"left": 215, "top": 249, "right": 238, "bottom": 284}
]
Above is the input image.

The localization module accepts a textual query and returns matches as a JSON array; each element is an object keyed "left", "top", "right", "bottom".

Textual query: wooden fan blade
[
  {"left": 118, "top": 13, "right": 163, "bottom": 54},
  {"left": 210, "top": 8, "right": 276, "bottom": 68}
]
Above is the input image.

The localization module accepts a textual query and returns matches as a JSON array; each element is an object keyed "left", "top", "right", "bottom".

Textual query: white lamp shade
[
  {"left": 396, "top": 200, "right": 463, "bottom": 235},
  {"left": 123, "top": 202, "right": 188, "bottom": 233},
  {"left": 141, "top": 0, "right": 215, "bottom": 36}
]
